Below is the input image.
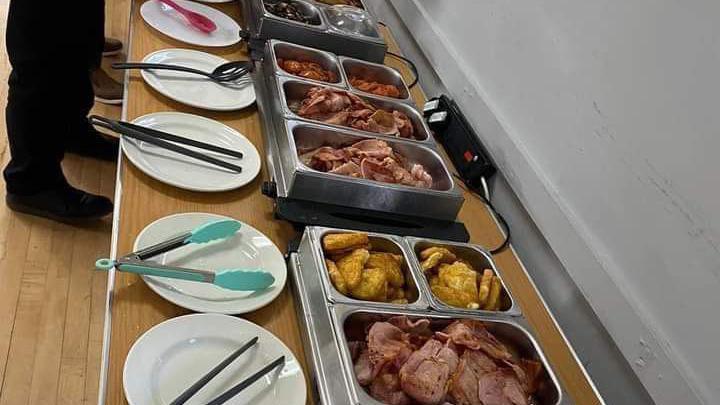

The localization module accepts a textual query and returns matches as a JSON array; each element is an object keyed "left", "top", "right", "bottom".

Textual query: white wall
[{"left": 391, "top": 1, "right": 720, "bottom": 404}]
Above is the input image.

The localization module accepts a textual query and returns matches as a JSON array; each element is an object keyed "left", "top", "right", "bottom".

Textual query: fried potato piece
[
  {"left": 419, "top": 246, "right": 457, "bottom": 262},
  {"left": 323, "top": 232, "right": 369, "bottom": 254},
  {"left": 477, "top": 269, "right": 494, "bottom": 306},
  {"left": 367, "top": 252, "right": 405, "bottom": 287},
  {"left": 428, "top": 274, "right": 441, "bottom": 288},
  {"left": 421, "top": 252, "right": 444, "bottom": 272},
  {"left": 337, "top": 248, "right": 369, "bottom": 290},
  {"left": 438, "top": 262, "right": 479, "bottom": 300},
  {"left": 326, "top": 259, "right": 348, "bottom": 294},
  {"left": 420, "top": 247, "right": 458, "bottom": 272},
  {"left": 431, "top": 285, "right": 478, "bottom": 309},
  {"left": 349, "top": 267, "right": 388, "bottom": 301},
  {"left": 483, "top": 276, "right": 503, "bottom": 311},
  {"left": 390, "top": 298, "right": 409, "bottom": 305}
]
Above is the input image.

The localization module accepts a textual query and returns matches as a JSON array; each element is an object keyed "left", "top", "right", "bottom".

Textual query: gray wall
[{"left": 372, "top": 1, "right": 719, "bottom": 404}]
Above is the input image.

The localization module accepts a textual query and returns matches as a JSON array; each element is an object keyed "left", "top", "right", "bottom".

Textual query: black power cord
[
  {"left": 386, "top": 51, "right": 419, "bottom": 88},
  {"left": 453, "top": 174, "right": 511, "bottom": 254},
  {"left": 376, "top": 20, "right": 420, "bottom": 88}
]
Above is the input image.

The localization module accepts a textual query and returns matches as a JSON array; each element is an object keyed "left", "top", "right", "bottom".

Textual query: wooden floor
[{"left": 0, "top": 0, "right": 129, "bottom": 403}]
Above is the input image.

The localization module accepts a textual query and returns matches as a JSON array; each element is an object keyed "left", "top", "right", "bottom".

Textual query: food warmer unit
[
  {"left": 241, "top": 0, "right": 387, "bottom": 63},
  {"left": 251, "top": 40, "right": 468, "bottom": 240}
]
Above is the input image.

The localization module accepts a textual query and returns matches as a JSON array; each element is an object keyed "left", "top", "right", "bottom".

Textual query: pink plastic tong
[{"left": 158, "top": 0, "right": 217, "bottom": 34}]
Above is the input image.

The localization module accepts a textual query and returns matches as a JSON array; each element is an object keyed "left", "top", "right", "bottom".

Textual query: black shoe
[
  {"left": 6, "top": 184, "right": 113, "bottom": 223},
  {"left": 67, "top": 128, "right": 119, "bottom": 162},
  {"left": 103, "top": 37, "right": 123, "bottom": 57}
]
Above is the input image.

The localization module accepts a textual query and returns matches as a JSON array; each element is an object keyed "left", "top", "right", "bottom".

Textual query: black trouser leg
[
  {"left": 88, "top": 0, "right": 106, "bottom": 70},
  {"left": 4, "top": 67, "right": 64, "bottom": 195},
  {"left": 4, "top": 0, "right": 102, "bottom": 195}
]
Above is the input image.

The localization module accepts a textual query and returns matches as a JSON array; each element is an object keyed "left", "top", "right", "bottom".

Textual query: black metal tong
[{"left": 89, "top": 115, "right": 243, "bottom": 173}]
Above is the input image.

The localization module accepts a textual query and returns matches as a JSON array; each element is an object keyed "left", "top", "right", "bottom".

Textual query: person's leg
[
  {"left": 4, "top": 0, "right": 113, "bottom": 221},
  {"left": 4, "top": 66, "right": 65, "bottom": 194},
  {"left": 88, "top": 0, "right": 123, "bottom": 105}
]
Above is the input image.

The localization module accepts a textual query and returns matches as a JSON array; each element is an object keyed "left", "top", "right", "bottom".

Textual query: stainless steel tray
[
  {"left": 266, "top": 40, "right": 346, "bottom": 88},
  {"left": 340, "top": 56, "right": 413, "bottom": 104},
  {"left": 305, "top": 226, "right": 430, "bottom": 311},
  {"left": 274, "top": 120, "right": 465, "bottom": 221},
  {"left": 244, "top": 0, "right": 387, "bottom": 62},
  {"left": 331, "top": 305, "right": 563, "bottom": 405},
  {"left": 275, "top": 76, "right": 432, "bottom": 144},
  {"left": 289, "top": 226, "right": 571, "bottom": 405},
  {"left": 406, "top": 236, "right": 522, "bottom": 317}
]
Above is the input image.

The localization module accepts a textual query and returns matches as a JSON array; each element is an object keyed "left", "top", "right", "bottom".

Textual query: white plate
[
  {"left": 133, "top": 213, "right": 287, "bottom": 314},
  {"left": 123, "top": 313, "right": 306, "bottom": 405},
  {"left": 140, "top": 49, "right": 255, "bottom": 111},
  {"left": 122, "top": 112, "right": 260, "bottom": 192},
  {"left": 140, "top": 0, "right": 241, "bottom": 47}
]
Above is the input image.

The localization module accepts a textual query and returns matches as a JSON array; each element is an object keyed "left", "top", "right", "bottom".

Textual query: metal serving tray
[
  {"left": 331, "top": 305, "right": 563, "bottom": 405},
  {"left": 275, "top": 76, "right": 432, "bottom": 144},
  {"left": 289, "top": 226, "right": 571, "bottom": 405},
  {"left": 266, "top": 40, "right": 346, "bottom": 87},
  {"left": 305, "top": 226, "right": 430, "bottom": 311},
  {"left": 244, "top": 0, "right": 387, "bottom": 62},
  {"left": 340, "top": 56, "right": 413, "bottom": 103},
  {"left": 407, "top": 236, "right": 522, "bottom": 317},
  {"left": 275, "top": 120, "right": 465, "bottom": 221}
]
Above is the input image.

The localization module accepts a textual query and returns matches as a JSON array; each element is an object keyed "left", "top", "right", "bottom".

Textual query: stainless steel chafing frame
[
  {"left": 289, "top": 226, "right": 570, "bottom": 405},
  {"left": 406, "top": 236, "right": 523, "bottom": 317},
  {"left": 245, "top": 0, "right": 387, "bottom": 63},
  {"left": 275, "top": 120, "right": 465, "bottom": 220},
  {"left": 273, "top": 76, "right": 434, "bottom": 145},
  {"left": 306, "top": 226, "right": 431, "bottom": 311}
]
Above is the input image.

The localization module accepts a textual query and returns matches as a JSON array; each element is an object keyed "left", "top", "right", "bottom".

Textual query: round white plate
[
  {"left": 140, "top": 0, "right": 241, "bottom": 47},
  {"left": 134, "top": 213, "right": 287, "bottom": 314},
  {"left": 123, "top": 314, "right": 306, "bottom": 405},
  {"left": 123, "top": 112, "right": 260, "bottom": 192},
  {"left": 140, "top": 49, "right": 255, "bottom": 111}
]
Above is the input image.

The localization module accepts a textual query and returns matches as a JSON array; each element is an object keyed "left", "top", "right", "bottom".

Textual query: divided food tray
[
  {"left": 244, "top": 0, "right": 387, "bottom": 62},
  {"left": 289, "top": 226, "right": 568, "bottom": 405}
]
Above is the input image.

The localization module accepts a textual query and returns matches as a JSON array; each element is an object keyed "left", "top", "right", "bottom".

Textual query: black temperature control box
[{"left": 423, "top": 95, "right": 496, "bottom": 190}]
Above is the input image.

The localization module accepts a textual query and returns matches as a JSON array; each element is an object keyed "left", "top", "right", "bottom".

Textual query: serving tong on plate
[
  {"left": 169, "top": 334, "right": 285, "bottom": 405},
  {"left": 89, "top": 115, "right": 244, "bottom": 173},
  {"left": 96, "top": 219, "right": 275, "bottom": 291}
]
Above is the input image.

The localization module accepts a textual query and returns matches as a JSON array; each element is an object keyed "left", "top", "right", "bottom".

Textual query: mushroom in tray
[
  {"left": 322, "top": 232, "right": 410, "bottom": 304},
  {"left": 264, "top": 0, "right": 315, "bottom": 24},
  {"left": 347, "top": 316, "right": 545, "bottom": 405}
]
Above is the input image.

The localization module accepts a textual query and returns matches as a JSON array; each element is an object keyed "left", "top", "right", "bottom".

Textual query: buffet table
[{"left": 101, "top": 1, "right": 603, "bottom": 404}]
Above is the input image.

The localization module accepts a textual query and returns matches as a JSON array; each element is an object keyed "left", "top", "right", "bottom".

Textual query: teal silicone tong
[{"left": 95, "top": 219, "right": 275, "bottom": 291}]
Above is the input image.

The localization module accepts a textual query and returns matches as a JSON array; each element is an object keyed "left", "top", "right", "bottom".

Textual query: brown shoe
[
  {"left": 91, "top": 67, "right": 124, "bottom": 105},
  {"left": 103, "top": 37, "right": 123, "bottom": 57}
]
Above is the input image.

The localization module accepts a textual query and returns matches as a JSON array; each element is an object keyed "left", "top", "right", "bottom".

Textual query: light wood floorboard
[{"left": 0, "top": 0, "right": 129, "bottom": 403}]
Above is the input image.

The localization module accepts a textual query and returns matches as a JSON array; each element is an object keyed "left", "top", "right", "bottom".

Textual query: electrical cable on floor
[{"left": 453, "top": 174, "right": 511, "bottom": 254}]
